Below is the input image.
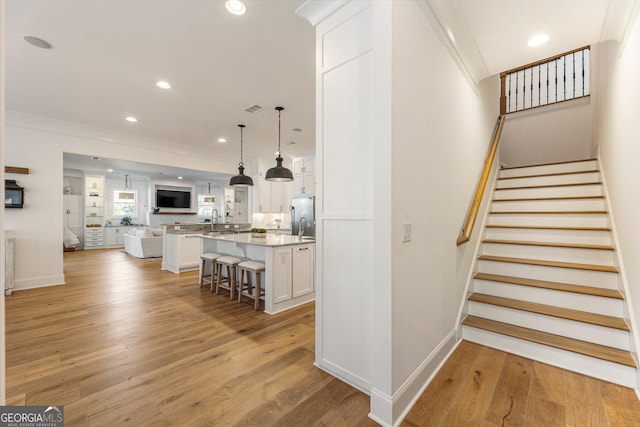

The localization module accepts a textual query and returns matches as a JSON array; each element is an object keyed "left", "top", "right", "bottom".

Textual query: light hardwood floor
[{"left": 5, "top": 249, "right": 640, "bottom": 426}]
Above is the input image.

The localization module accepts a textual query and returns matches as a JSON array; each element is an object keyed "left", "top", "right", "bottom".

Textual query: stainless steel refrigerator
[{"left": 291, "top": 196, "right": 315, "bottom": 237}]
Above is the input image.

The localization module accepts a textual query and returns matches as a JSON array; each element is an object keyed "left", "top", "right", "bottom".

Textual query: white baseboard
[
  {"left": 313, "top": 359, "right": 372, "bottom": 396},
  {"left": 12, "top": 274, "right": 65, "bottom": 291},
  {"left": 368, "top": 330, "right": 460, "bottom": 427}
]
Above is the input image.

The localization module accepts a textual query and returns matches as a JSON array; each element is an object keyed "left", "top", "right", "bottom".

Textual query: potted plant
[{"left": 120, "top": 216, "right": 133, "bottom": 226}]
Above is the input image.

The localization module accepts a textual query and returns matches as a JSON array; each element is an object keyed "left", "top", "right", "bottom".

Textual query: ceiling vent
[{"left": 244, "top": 104, "right": 264, "bottom": 114}]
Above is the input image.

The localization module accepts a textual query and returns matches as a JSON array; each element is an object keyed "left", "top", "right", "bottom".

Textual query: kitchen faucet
[
  {"left": 298, "top": 216, "right": 308, "bottom": 237},
  {"left": 211, "top": 208, "right": 219, "bottom": 224}
]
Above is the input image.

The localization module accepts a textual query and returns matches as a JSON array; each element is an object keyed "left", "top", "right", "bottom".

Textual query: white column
[{"left": 297, "top": 1, "right": 394, "bottom": 424}]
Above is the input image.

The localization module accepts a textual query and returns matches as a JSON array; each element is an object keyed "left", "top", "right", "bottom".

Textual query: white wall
[
  {"left": 595, "top": 15, "right": 640, "bottom": 388},
  {"left": 500, "top": 97, "right": 593, "bottom": 167},
  {"left": 4, "top": 112, "right": 235, "bottom": 290},
  {"left": 390, "top": 0, "right": 499, "bottom": 418}
]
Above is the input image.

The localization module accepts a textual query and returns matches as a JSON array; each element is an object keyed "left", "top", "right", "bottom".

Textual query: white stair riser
[
  {"left": 484, "top": 227, "right": 612, "bottom": 246},
  {"left": 473, "top": 279, "right": 624, "bottom": 317},
  {"left": 478, "top": 259, "right": 619, "bottom": 289},
  {"left": 481, "top": 243, "right": 615, "bottom": 265},
  {"left": 499, "top": 160, "right": 598, "bottom": 178},
  {"left": 488, "top": 213, "right": 609, "bottom": 228},
  {"left": 491, "top": 198, "right": 606, "bottom": 212},
  {"left": 462, "top": 326, "right": 635, "bottom": 388},
  {"left": 467, "top": 301, "right": 629, "bottom": 350},
  {"left": 495, "top": 185, "right": 603, "bottom": 199},
  {"left": 497, "top": 172, "right": 600, "bottom": 189}
]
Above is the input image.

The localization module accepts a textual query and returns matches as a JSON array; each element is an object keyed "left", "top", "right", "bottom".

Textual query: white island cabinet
[
  {"left": 164, "top": 233, "right": 201, "bottom": 273},
  {"left": 201, "top": 234, "right": 315, "bottom": 314}
]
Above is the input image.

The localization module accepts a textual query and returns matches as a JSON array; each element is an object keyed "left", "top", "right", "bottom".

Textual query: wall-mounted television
[{"left": 156, "top": 189, "right": 191, "bottom": 208}]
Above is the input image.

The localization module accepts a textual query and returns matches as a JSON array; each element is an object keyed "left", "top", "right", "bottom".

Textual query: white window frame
[
  {"left": 197, "top": 194, "right": 215, "bottom": 218},
  {"left": 113, "top": 189, "right": 138, "bottom": 218}
]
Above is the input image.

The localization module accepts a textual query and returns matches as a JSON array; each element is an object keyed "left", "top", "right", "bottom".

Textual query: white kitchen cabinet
[
  {"left": 256, "top": 171, "right": 292, "bottom": 213},
  {"left": 63, "top": 195, "right": 83, "bottom": 248},
  {"left": 84, "top": 174, "right": 105, "bottom": 249},
  {"left": 104, "top": 226, "right": 132, "bottom": 248},
  {"left": 293, "top": 157, "right": 316, "bottom": 196},
  {"left": 272, "top": 244, "right": 314, "bottom": 303},
  {"left": 293, "top": 158, "right": 315, "bottom": 175},
  {"left": 292, "top": 244, "right": 315, "bottom": 297},
  {"left": 164, "top": 233, "right": 201, "bottom": 273},
  {"left": 272, "top": 247, "right": 293, "bottom": 303}
]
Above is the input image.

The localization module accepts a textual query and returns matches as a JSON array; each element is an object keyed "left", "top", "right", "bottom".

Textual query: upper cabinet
[
  {"left": 292, "top": 157, "right": 316, "bottom": 196},
  {"left": 254, "top": 160, "right": 292, "bottom": 213}
]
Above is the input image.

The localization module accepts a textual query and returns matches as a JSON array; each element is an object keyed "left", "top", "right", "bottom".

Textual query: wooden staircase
[{"left": 461, "top": 159, "right": 637, "bottom": 387}]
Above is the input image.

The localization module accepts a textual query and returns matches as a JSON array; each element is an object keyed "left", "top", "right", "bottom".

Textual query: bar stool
[
  {"left": 237, "top": 260, "right": 265, "bottom": 310},
  {"left": 199, "top": 252, "right": 221, "bottom": 291},
  {"left": 215, "top": 255, "right": 242, "bottom": 300}
]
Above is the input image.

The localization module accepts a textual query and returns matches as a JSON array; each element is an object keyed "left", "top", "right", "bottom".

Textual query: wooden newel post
[{"left": 499, "top": 73, "right": 507, "bottom": 115}]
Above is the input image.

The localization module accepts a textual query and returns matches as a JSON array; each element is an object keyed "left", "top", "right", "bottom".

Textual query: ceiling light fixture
[
  {"left": 107, "top": 169, "right": 114, "bottom": 173},
  {"left": 125, "top": 116, "right": 138, "bottom": 123},
  {"left": 124, "top": 174, "right": 130, "bottom": 190},
  {"left": 90, "top": 156, "right": 101, "bottom": 160},
  {"left": 265, "top": 107, "right": 294, "bottom": 182},
  {"left": 229, "top": 124, "right": 254, "bottom": 186},
  {"left": 177, "top": 176, "right": 183, "bottom": 180},
  {"left": 528, "top": 34, "right": 549, "bottom": 47},
  {"left": 225, "top": 0, "right": 246, "bottom": 15},
  {"left": 23, "top": 35, "right": 52, "bottom": 49},
  {"left": 217, "top": 138, "right": 227, "bottom": 143},
  {"left": 156, "top": 81, "right": 172, "bottom": 89}
]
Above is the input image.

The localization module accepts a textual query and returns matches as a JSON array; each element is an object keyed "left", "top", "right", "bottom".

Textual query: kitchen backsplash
[{"left": 251, "top": 212, "right": 291, "bottom": 230}]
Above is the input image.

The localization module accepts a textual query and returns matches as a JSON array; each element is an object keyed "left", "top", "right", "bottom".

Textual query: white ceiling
[
  {"left": 7, "top": 0, "right": 639, "bottom": 181},
  {"left": 426, "top": 0, "right": 638, "bottom": 82},
  {"left": 6, "top": 0, "right": 315, "bottom": 180}
]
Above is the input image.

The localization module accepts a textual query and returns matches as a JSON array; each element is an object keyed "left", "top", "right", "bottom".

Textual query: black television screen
[{"left": 156, "top": 189, "right": 191, "bottom": 208}]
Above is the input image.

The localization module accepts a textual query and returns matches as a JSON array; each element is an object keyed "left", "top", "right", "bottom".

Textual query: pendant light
[
  {"left": 265, "top": 106, "right": 294, "bottom": 182},
  {"left": 229, "top": 124, "right": 254, "bottom": 186},
  {"left": 124, "top": 174, "right": 129, "bottom": 190}
]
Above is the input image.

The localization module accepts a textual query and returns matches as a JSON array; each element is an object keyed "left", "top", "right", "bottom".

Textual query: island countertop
[{"left": 200, "top": 233, "right": 314, "bottom": 247}]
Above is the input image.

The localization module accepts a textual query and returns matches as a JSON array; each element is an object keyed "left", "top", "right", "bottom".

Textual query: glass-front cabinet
[{"left": 84, "top": 174, "right": 105, "bottom": 249}]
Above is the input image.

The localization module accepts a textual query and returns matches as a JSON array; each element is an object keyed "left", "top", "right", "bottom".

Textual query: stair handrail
[{"left": 456, "top": 115, "right": 505, "bottom": 246}]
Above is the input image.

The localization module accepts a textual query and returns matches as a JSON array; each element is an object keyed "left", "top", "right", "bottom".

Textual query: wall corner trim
[{"left": 295, "top": 0, "right": 349, "bottom": 26}]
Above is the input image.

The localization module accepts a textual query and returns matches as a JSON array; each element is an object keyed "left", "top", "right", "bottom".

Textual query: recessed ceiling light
[
  {"left": 225, "top": 0, "right": 246, "bottom": 15},
  {"left": 125, "top": 116, "right": 138, "bottom": 123},
  {"left": 292, "top": 128, "right": 302, "bottom": 132},
  {"left": 177, "top": 176, "right": 183, "bottom": 180},
  {"left": 287, "top": 141, "right": 296, "bottom": 145},
  {"left": 217, "top": 138, "right": 227, "bottom": 143},
  {"left": 23, "top": 35, "right": 52, "bottom": 49},
  {"left": 90, "top": 156, "right": 101, "bottom": 160},
  {"left": 528, "top": 34, "right": 549, "bottom": 47},
  {"left": 107, "top": 169, "right": 114, "bottom": 173},
  {"left": 156, "top": 81, "right": 171, "bottom": 89}
]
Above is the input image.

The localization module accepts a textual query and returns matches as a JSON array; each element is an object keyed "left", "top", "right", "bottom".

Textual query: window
[
  {"left": 198, "top": 194, "right": 215, "bottom": 217},
  {"left": 113, "top": 190, "right": 137, "bottom": 217}
]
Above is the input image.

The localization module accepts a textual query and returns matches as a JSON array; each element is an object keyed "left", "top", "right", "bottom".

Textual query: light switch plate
[{"left": 403, "top": 222, "right": 412, "bottom": 242}]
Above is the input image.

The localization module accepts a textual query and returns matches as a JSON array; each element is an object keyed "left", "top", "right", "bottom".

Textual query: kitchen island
[{"left": 200, "top": 233, "right": 315, "bottom": 314}]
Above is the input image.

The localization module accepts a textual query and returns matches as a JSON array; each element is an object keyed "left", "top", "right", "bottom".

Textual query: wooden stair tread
[
  {"left": 489, "top": 210, "right": 607, "bottom": 215},
  {"left": 482, "top": 239, "right": 614, "bottom": 251},
  {"left": 486, "top": 225, "right": 611, "bottom": 231},
  {"left": 499, "top": 169, "right": 599, "bottom": 181},
  {"left": 468, "top": 293, "right": 629, "bottom": 331},
  {"left": 474, "top": 273, "right": 623, "bottom": 300},
  {"left": 462, "top": 315, "right": 636, "bottom": 367},
  {"left": 495, "top": 182, "right": 602, "bottom": 191},
  {"left": 478, "top": 255, "right": 619, "bottom": 273},
  {"left": 500, "top": 158, "right": 597, "bottom": 170},
  {"left": 493, "top": 195, "right": 604, "bottom": 202}
]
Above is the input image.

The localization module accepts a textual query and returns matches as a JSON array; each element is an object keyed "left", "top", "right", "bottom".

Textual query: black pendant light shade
[
  {"left": 265, "top": 106, "right": 294, "bottom": 182},
  {"left": 230, "top": 124, "right": 254, "bottom": 186}
]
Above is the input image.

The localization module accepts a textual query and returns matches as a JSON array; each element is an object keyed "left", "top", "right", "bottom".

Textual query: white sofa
[{"left": 123, "top": 229, "right": 163, "bottom": 258}]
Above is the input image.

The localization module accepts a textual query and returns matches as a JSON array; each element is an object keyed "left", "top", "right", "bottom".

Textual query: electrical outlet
[{"left": 403, "top": 222, "right": 412, "bottom": 243}]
